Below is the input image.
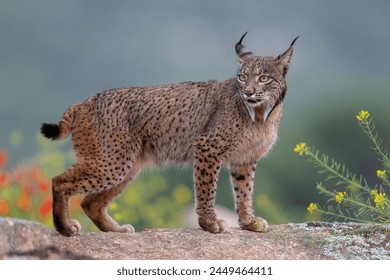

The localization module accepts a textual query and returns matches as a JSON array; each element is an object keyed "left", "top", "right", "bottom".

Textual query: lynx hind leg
[
  {"left": 81, "top": 177, "right": 137, "bottom": 234},
  {"left": 80, "top": 154, "right": 143, "bottom": 233},
  {"left": 52, "top": 165, "right": 90, "bottom": 236},
  {"left": 52, "top": 161, "right": 134, "bottom": 236},
  {"left": 229, "top": 162, "right": 268, "bottom": 232},
  {"left": 194, "top": 141, "right": 228, "bottom": 233}
]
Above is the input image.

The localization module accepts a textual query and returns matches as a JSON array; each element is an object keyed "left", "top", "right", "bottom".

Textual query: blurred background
[{"left": 0, "top": 0, "right": 389, "bottom": 231}]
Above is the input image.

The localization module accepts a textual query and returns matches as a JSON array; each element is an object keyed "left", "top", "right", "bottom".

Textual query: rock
[
  {"left": 51, "top": 226, "right": 326, "bottom": 259},
  {"left": 1, "top": 218, "right": 389, "bottom": 259},
  {"left": 0, "top": 217, "right": 51, "bottom": 258},
  {"left": 0, "top": 217, "right": 88, "bottom": 259},
  {"left": 303, "top": 222, "right": 390, "bottom": 260},
  {"left": 52, "top": 222, "right": 390, "bottom": 260}
]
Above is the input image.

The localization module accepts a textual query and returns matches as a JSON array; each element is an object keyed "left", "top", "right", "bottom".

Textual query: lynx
[{"left": 41, "top": 32, "right": 297, "bottom": 236}]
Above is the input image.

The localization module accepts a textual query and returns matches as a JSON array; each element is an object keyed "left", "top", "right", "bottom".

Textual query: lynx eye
[
  {"left": 237, "top": 73, "right": 247, "bottom": 83},
  {"left": 258, "top": 75, "right": 270, "bottom": 83}
]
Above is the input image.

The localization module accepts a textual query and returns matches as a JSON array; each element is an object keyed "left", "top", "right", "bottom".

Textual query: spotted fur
[{"left": 41, "top": 34, "right": 297, "bottom": 236}]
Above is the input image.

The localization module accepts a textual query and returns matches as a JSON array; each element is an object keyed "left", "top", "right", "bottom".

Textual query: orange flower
[
  {"left": 0, "top": 150, "right": 7, "bottom": 167},
  {"left": 21, "top": 184, "right": 33, "bottom": 196},
  {"left": 32, "top": 166, "right": 47, "bottom": 183},
  {"left": 71, "top": 195, "right": 83, "bottom": 213},
  {"left": 38, "top": 181, "right": 50, "bottom": 193},
  {"left": 17, "top": 193, "right": 32, "bottom": 212},
  {"left": 0, "top": 199, "right": 10, "bottom": 215},
  {"left": 38, "top": 198, "right": 52, "bottom": 219},
  {"left": 0, "top": 172, "right": 9, "bottom": 188}
]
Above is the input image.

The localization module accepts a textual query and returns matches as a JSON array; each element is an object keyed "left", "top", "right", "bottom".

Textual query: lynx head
[{"left": 235, "top": 32, "right": 298, "bottom": 122}]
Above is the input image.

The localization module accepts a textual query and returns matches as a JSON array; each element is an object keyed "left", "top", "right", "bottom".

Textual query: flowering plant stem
[
  {"left": 358, "top": 115, "right": 390, "bottom": 166},
  {"left": 313, "top": 207, "right": 371, "bottom": 224},
  {"left": 295, "top": 110, "right": 390, "bottom": 223},
  {"left": 306, "top": 149, "right": 370, "bottom": 193},
  {"left": 316, "top": 184, "right": 384, "bottom": 219}
]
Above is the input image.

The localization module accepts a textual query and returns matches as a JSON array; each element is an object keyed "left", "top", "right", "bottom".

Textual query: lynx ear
[
  {"left": 235, "top": 32, "right": 253, "bottom": 65},
  {"left": 276, "top": 36, "right": 299, "bottom": 76}
]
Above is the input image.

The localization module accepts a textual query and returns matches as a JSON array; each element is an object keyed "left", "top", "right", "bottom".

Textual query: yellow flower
[
  {"left": 113, "top": 212, "right": 123, "bottom": 221},
  {"left": 335, "top": 192, "right": 346, "bottom": 203},
  {"left": 374, "top": 193, "right": 387, "bottom": 210},
  {"left": 356, "top": 110, "right": 370, "bottom": 121},
  {"left": 377, "top": 170, "right": 387, "bottom": 180},
  {"left": 371, "top": 189, "right": 378, "bottom": 197},
  {"left": 307, "top": 203, "right": 318, "bottom": 214},
  {"left": 109, "top": 202, "right": 119, "bottom": 210},
  {"left": 294, "top": 142, "right": 308, "bottom": 156}
]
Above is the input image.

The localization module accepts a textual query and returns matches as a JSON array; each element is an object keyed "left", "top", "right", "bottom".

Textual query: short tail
[
  {"left": 40, "top": 123, "right": 61, "bottom": 140},
  {"left": 40, "top": 104, "right": 77, "bottom": 140}
]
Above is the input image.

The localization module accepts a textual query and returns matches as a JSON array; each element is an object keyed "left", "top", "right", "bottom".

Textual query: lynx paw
[
  {"left": 118, "top": 224, "right": 135, "bottom": 233},
  {"left": 57, "top": 219, "right": 81, "bottom": 236},
  {"left": 241, "top": 217, "right": 268, "bottom": 232},
  {"left": 199, "top": 218, "right": 229, "bottom": 233}
]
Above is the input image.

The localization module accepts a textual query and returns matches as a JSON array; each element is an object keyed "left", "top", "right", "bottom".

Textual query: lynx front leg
[
  {"left": 229, "top": 162, "right": 268, "bottom": 232},
  {"left": 194, "top": 146, "right": 227, "bottom": 233}
]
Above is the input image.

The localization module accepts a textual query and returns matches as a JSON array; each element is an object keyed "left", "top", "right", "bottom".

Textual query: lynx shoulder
[{"left": 41, "top": 33, "right": 297, "bottom": 236}]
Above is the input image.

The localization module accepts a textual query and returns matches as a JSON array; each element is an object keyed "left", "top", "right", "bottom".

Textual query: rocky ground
[{"left": 1, "top": 217, "right": 389, "bottom": 260}]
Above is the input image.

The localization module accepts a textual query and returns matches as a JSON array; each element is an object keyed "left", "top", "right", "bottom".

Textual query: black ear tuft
[
  {"left": 235, "top": 31, "right": 253, "bottom": 59},
  {"left": 235, "top": 31, "right": 248, "bottom": 54},
  {"left": 277, "top": 36, "right": 299, "bottom": 60},
  {"left": 40, "top": 123, "right": 60, "bottom": 140},
  {"left": 290, "top": 36, "right": 299, "bottom": 47}
]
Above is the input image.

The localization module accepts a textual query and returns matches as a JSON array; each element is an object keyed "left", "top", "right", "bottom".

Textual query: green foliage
[
  {"left": 295, "top": 110, "right": 390, "bottom": 223},
  {"left": 0, "top": 132, "right": 193, "bottom": 232},
  {"left": 0, "top": 134, "right": 77, "bottom": 228},
  {"left": 108, "top": 173, "right": 192, "bottom": 231}
]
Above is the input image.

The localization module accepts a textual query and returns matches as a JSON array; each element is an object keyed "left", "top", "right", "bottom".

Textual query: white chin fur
[
  {"left": 243, "top": 101, "right": 272, "bottom": 123},
  {"left": 243, "top": 101, "right": 256, "bottom": 122}
]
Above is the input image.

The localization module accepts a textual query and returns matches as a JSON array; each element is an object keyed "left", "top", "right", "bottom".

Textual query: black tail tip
[{"left": 40, "top": 123, "right": 60, "bottom": 140}]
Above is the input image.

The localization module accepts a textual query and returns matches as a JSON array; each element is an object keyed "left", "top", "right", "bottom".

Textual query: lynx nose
[{"left": 244, "top": 85, "right": 256, "bottom": 97}]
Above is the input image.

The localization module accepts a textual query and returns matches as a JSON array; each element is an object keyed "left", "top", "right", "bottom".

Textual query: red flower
[
  {"left": 21, "top": 184, "right": 33, "bottom": 196},
  {"left": 17, "top": 193, "right": 31, "bottom": 212},
  {"left": 38, "top": 198, "right": 52, "bottom": 219},
  {"left": 71, "top": 195, "right": 83, "bottom": 213},
  {"left": 0, "top": 199, "right": 10, "bottom": 215},
  {"left": 0, "top": 172, "right": 9, "bottom": 188},
  {"left": 38, "top": 181, "right": 50, "bottom": 193},
  {"left": 0, "top": 150, "right": 7, "bottom": 167}
]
